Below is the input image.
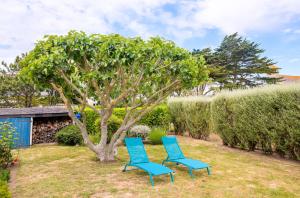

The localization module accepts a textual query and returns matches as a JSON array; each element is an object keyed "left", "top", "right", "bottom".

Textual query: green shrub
[
  {"left": 168, "top": 97, "right": 212, "bottom": 139},
  {"left": 0, "top": 122, "right": 17, "bottom": 168},
  {"left": 0, "top": 180, "right": 11, "bottom": 198},
  {"left": 113, "top": 108, "right": 126, "bottom": 119},
  {"left": 83, "top": 108, "right": 99, "bottom": 134},
  {"left": 139, "top": 104, "right": 171, "bottom": 128},
  {"left": 211, "top": 84, "right": 300, "bottom": 159},
  {"left": 0, "top": 144, "right": 12, "bottom": 169},
  {"left": 89, "top": 133, "right": 100, "bottom": 144},
  {"left": 55, "top": 125, "right": 83, "bottom": 146},
  {"left": 94, "top": 115, "right": 123, "bottom": 142},
  {"left": 82, "top": 105, "right": 170, "bottom": 135},
  {"left": 0, "top": 168, "right": 9, "bottom": 182},
  {"left": 148, "top": 127, "right": 167, "bottom": 145},
  {"left": 127, "top": 125, "right": 151, "bottom": 139}
]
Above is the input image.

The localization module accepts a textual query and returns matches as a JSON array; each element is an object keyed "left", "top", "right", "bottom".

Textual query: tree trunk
[{"left": 97, "top": 145, "right": 115, "bottom": 162}]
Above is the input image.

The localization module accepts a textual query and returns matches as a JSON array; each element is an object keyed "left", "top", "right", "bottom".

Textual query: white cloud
[
  {"left": 1, "top": 0, "right": 300, "bottom": 63},
  {"left": 166, "top": 0, "right": 300, "bottom": 35}
]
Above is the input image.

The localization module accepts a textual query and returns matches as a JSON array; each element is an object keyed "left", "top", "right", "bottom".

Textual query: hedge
[
  {"left": 83, "top": 108, "right": 100, "bottom": 134},
  {"left": 211, "top": 84, "right": 300, "bottom": 160},
  {"left": 83, "top": 104, "right": 171, "bottom": 135},
  {"left": 139, "top": 105, "right": 171, "bottom": 128},
  {"left": 168, "top": 96, "right": 211, "bottom": 139}
]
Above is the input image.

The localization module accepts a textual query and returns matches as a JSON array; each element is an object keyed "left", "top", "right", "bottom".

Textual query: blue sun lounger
[
  {"left": 123, "top": 137, "right": 174, "bottom": 186},
  {"left": 162, "top": 136, "right": 211, "bottom": 178}
]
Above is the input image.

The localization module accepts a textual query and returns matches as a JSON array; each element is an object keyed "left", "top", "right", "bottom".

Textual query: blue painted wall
[{"left": 0, "top": 117, "right": 31, "bottom": 148}]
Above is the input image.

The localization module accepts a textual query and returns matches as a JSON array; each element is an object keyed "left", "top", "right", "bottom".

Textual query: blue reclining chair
[
  {"left": 162, "top": 136, "right": 211, "bottom": 178},
  {"left": 123, "top": 137, "right": 174, "bottom": 186}
]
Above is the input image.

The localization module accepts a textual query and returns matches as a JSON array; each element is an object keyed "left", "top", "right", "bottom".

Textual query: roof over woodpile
[{"left": 0, "top": 106, "right": 69, "bottom": 118}]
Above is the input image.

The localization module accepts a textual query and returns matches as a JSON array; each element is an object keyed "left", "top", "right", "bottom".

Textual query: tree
[
  {"left": 20, "top": 31, "right": 207, "bottom": 161},
  {"left": 192, "top": 48, "right": 226, "bottom": 95},
  {"left": 194, "top": 33, "right": 281, "bottom": 91},
  {"left": 0, "top": 55, "right": 39, "bottom": 107}
]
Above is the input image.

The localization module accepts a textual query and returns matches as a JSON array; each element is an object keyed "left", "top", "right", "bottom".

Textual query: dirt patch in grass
[{"left": 10, "top": 136, "right": 300, "bottom": 198}]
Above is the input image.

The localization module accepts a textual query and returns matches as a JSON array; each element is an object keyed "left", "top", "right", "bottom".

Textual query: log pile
[{"left": 32, "top": 116, "right": 72, "bottom": 144}]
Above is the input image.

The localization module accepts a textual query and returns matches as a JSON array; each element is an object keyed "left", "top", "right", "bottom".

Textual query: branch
[
  {"left": 109, "top": 83, "right": 176, "bottom": 150},
  {"left": 51, "top": 83, "right": 97, "bottom": 153},
  {"left": 110, "top": 94, "right": 168, "bottom": 149},
  {"left": 59, "top": 70, "right": 85, "bottom": 98}
]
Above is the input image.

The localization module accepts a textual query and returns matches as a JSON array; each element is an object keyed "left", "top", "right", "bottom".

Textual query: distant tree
[
  {"left": 193, "top": 33, "right": 281, "bottom": 91},
  {"left": 20, "top": 31, "right": 207, "bottom": 161},
  {"left": 192, "top": 48, "right": 226, "bottom": 95},
  {"left": 0, "top": 55, "right": 38, "bottom": 107},
  {"left": 0, "top": 55, "right": 61, "bottom": 107}
]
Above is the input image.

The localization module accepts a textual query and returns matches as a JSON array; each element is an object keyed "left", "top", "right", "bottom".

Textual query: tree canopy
[
  {"left": 193, "top": 33, "right": 281, "bottom": 92},
  {"left": 20, "top": 31, "right": 208, "bottom": 161},
  {"left": 0, "top": 55, "right": 38, "bottom": 107}
]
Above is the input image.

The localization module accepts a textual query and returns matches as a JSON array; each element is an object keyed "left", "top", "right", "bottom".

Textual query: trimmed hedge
[
  {"left": 83, "top": 104, "right": 171, "bottom": 135},
  {"left": 55, "top": 125, "right": 83, "bottom": 146},
  {"left": 168, "top": 97, "right": 211, "bottom": 139},
  {"left": 83, "top": 108, "right": 99, "bottom": 134},
  {"left": 139, "top": 105, "right": 171, "bottom": 128},
  {"left": 211, "top": 84, "right": 300, "bottom": 160}
]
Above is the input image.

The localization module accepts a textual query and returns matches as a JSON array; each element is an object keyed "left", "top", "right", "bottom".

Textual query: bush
[
  {"left": 113, "top": 108, "right": 126, "bottom": 119},
  {"left": 0, "top": 122, "right": 17, "bottom": 168},
  {"left": 0, "top": 180, "right": 11, "bottom": 198},
  {"left": 94, "top": 115, "right": 123, "bottom": 142},
  {"left": 148, "top": 127, "right": 167, "bottom": 145},
  {"left": 0, "top": 144, "right": 12, "bottom": 169},
  {"left": 83, "top": 108, "right": 99, "bottom": 134},
  {"left": 89, "top": 133, "right": 100, "bottom": 144},
  {"left": 211, "top": 84, "right": 300, "bottom": 159},
  {"left": 82, "top": 105, "right": 170, "bottom": 135},
  {"left": 55, "top": 125, "right": 83, "bottom": 146},
  {"left": 139, "top": 104, "right": 171, "bottom": 128},
  {"left": 127, "top": 125, "right": 151, "bottom": 139},
  {"left": 0, "top": 168, "right": 9, "bottom": 182},
  {"left": 168, "top": 96, "right": 212, "bottom": 139}
]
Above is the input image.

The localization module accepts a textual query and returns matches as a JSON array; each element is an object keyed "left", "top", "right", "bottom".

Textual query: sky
[{"left": 0, "top": 0, "right": 300, "bottom": 75}]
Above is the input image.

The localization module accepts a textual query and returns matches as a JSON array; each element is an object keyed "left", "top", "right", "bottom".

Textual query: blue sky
[{"left": 0, "top": 0, "right": 300, "bottom": 75}]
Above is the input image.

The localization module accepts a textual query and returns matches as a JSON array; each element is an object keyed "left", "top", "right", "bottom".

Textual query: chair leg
[
  {"left": 149, "top": 174, "right": 154, "bottom": 186},
  {"left": 170, "top": 173, "right": 174, "bottom": 184},
  {"left": 188, "top": 168, "right": 195, "bottom": 178},
  {"left": 122, "top": 164, "right": 128, "bottom": 172},
  {"left": 207, "top": 167, "right": 211, "bottom": 175}
]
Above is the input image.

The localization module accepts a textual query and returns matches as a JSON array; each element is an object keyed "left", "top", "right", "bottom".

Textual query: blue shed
[{"left": 0, "top": 106, "right": 70, "bottom": 148}]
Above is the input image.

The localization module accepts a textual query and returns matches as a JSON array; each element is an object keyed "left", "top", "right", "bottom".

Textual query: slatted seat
[
  {"left": 162, "top": 136, "right": 211, "bottom": 178},
  {"left": 123, "top": 137, "right": 174, "bottom": 186}
]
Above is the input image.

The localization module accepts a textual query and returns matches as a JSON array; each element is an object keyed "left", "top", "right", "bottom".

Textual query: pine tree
[
  {"left": 194, "top": 33, "right": 281, "bottom": 92},
  {"left": 214, "top": 33, "right": 281, "bottom": 89}
]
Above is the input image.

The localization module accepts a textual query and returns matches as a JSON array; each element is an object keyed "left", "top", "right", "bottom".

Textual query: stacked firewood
[{"left": 32, "top": 117, "right": 72, "bottom": 144}]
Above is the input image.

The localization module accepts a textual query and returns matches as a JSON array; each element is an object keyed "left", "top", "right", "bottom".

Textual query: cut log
[{"left": 32, "top": 116, "right": 72, "bottom": 144}]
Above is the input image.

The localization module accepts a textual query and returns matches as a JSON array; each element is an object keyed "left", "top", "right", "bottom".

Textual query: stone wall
[{"left": 32, "top": 116, "right": 72, "bottom": 144}]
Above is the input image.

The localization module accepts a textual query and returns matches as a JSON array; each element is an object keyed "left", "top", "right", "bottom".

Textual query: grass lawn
[{"left": 10, "top": 136, "right": 300, "bottom": 198}]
